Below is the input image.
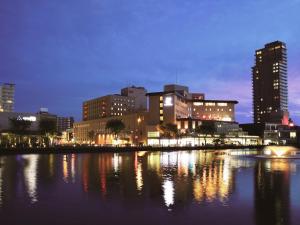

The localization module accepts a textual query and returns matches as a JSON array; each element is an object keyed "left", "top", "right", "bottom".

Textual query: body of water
[{"left": 0, "top": 150, "right": 300, "bottom": 225}]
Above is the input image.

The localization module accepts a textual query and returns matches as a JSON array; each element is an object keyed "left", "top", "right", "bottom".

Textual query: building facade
[
  {"left": 83, "top": 95, "right": 136, "bottom": 121},
  {"left": 74, "top": 84, "right": 262, "bottom": 146},
  {"left": 0, "top": 83, "right": 15, "bottom": 112},
  {"left": 74, "top": 112, "right": 148, "bottom": 145},
  {"left": 252, "top": 41, "right": 288, "bottom": 125},
  {"left": 83, "top": 86, "right": 147, "bottom": 121},
  {"left": 57, "top": 116, "right": 74, "bottom": 133},
  {"left": 121, "top": 86, "right": 147, "bottom": 111},
  {"left": 147, "top": 84, "right": 238, "bottom": 127},
  {"left": 0, "top": 110, "right": 57, "bottom": 133}
]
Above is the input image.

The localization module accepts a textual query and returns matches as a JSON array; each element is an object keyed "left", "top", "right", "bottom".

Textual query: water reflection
[
  {"left": 0, "top": 158, "right": 3, "bottom": 206},
  {"left": 0, "top": 150, "right": 299, "bottom": 225},
  {"left": 255, "top": 159, "right": 293, "bottom": 225},
  {"left": 22, "top": 155, "right": 39, "bottom": 203},
  {"left": 163, "top": 178, "right": 174, "bottom": 208},
  {"left": 135, "top": 152, "right": 143, "bottom": 192}
]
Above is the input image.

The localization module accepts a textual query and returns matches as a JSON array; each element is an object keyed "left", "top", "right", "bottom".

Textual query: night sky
[{"left": 1, "top": 0, "right": 300, "bottom": 123}]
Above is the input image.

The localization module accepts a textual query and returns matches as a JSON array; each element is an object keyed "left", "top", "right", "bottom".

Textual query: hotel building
[
  {"left": 241, "top": 41, "right": 298, "bottom": 145},
  {"left": 0, "top": 83, "right": 15, "bottom": 112},
  {"left": 74, "top": 84, "right": 257, "bottom": 146},
  {"left": 83, "top": 86, "right": 147, "bottom": 121},
  {"left": 147, "top": 84, "right": 237, "bottom": 130},
  {"left": 252, "top": 41, "right": 288, "bottom": 125},
  {"left": 121, "top": 86, "right": 147, "bottom": 111}
]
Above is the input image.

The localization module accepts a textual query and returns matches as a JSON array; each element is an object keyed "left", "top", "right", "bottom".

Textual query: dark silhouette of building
[{"left": 252, "top": 41, "right": 288, "bottom": 125}]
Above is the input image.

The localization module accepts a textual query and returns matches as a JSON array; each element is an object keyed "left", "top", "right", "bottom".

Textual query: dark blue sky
[{"left": 1, "top": 0, "right": 300, "bottom": 122}]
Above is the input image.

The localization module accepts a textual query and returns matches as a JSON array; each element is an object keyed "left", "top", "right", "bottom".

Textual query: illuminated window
[
  {"left": 205, "top": 102, "right": 215, "bottom": 106},
  {"left": 193, "top": 102, "right": 203, "bottom": 106},
  {"left": 160, "top": 116, "right": 163, "bottom": 121},
  {"left": 290, "top": 132, "right": 296, "bottom": 138},
  {"left": 217, "top": 103, "right": 227, "bottom": 106},
  {"left": 164, "top": 96, "right": 173, "bottom": 106}
]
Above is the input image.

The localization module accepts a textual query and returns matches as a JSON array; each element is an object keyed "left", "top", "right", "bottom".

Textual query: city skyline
[{"left": 1, "top": 0, "right": 300, "bottom": 123}]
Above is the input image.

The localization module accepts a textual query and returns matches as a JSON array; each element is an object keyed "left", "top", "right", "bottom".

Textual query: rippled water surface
[{"left": 0, "top": 150, "right": 300, "bottom": 225}]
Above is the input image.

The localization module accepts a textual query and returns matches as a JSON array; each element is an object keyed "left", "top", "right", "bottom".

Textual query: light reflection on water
[
  {"left": 0, "top": 158, "right": 3, "bottom": 206},
  {"left": 22, "top": 155, "right": 39, "bottom": 204},
  {"left": 0, "top": 150, "right": 299, "bottom": 225}
]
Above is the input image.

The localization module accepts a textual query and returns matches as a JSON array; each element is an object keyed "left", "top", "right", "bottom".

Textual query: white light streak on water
[
  {"left": 163, "top": 179, "right": 174, "bottom": 208},
  {"left": 23, "top": 155, "right": 39, "bottom": 204}
]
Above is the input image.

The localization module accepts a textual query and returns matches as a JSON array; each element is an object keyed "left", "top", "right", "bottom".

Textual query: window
[{"left": 193, "top": 102, "right": 203, "bottom": 106}]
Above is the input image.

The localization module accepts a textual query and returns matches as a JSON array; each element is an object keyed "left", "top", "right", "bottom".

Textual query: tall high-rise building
[
  {"left": 0, "top": 83, "right": 15, "bottom": 112},
  {"left": 252, "top": 41, "right": 288, "bottom": 125}
]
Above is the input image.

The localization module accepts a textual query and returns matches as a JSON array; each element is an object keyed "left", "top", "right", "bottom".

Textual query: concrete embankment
[{"left": 0, "top": 145, "right": 264, "bottom": 155}]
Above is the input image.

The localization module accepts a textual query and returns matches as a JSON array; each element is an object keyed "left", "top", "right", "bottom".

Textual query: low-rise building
[
  {"left": 74, "top": 112, "right": 148, "bottom": 145},
  {"left": 240, "top": 122, "right": 298, "bottom": 145}
]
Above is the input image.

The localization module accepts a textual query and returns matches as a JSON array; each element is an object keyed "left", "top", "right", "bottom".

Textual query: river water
[{"left": 0, "top": 150, "right": 299, "bottom": 225}]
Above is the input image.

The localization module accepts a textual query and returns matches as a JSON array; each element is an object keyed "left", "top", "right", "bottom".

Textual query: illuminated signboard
[
  {"left": 17, "top": 116, "right": 37, "bottom": 122},
  {"left": 164, "top": 96, "right": 173, "bottom": 107}
]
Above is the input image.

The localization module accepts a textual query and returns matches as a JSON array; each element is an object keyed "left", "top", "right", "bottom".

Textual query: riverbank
[{"left": 0, "top": 145, "right": 264, "bottom": 155}]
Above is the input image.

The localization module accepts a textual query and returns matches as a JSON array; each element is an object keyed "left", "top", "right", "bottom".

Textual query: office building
[
  {"left": 252, "top": 41, "right": 288, "bottom": 125},
  {"left": 0, "top": 83, "right": 15, "bottom": 112}
]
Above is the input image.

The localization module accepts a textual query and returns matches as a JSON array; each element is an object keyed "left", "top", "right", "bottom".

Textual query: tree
[
  {"left": 105, "top": 119, "right": 125, "bottom": 139},
  {"left": 39, "top": 119, "right": 57, "bottom": 147},
  {"left": 158, "top": 123, "right": 180, "bottom": 146},
  {"left": 88, "top": 130, "right": 95, "bottom": 145},
  {"left": 195, "top": 123, "right": 215, "bottom": 145},
  {"left": 159, "top": 123, "right": 178, "bottom": 138}
]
